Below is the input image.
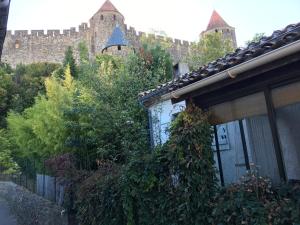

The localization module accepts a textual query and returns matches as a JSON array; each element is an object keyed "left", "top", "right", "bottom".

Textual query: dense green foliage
[
  {"left": 0, "top": 62, "right": 59, "bottom": 128},
  {"left": 1, "top": 33, "right": 299, "bottom": 225},
  {"left": 75, "top": 104, "right": 217, "bottom": 225},
  {"left": 7, "top": 66, "right": 74, "bottom": 167},
  {"left": 4, "top": 40, "right": 173, "bottom": 172},
  {"left": 78, "top": 41, "right": 89, "bottom": 64},
  {"left": 246, "top": 33, "right": 265, "bottom": 45},
  {"left": 123, "top": 105, "right": 217, "bottom": 225},
  {"left": 10, "top": 63, "right": 60, "bottom": 113},
  {"left": 0, "top": 64, "right": 14, "bottom": 127},
  {"left": 212, "top": 171, "right": 300, "bottom": 225},
  {"left": 0, "top": 129, "right": 19, "bottom": 174},
  {"left": 75, "top": 162, "right": 125, "bottom": 225},
  {"left": 63, "top": 46, "right": 78, "bottom": 78},
  {"left": 186, "top": 32, "right": 234, "bottom": 70}
]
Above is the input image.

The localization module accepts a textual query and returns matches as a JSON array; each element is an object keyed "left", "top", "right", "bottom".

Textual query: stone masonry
[{"left": 2, "top": 0, "right": 236, "bottom": 67}]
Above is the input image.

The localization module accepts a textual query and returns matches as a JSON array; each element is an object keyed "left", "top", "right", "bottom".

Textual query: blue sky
[{"left": 7, "top": 0, "right": 300, "bottom": 47}]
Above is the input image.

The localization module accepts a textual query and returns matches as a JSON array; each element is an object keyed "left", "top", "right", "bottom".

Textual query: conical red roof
[
  {"left": 99, "top": 0, "right": 120, "bottom": 13},
  {"left": 206, "top": 10, "right": 231, "bottom": 31}
]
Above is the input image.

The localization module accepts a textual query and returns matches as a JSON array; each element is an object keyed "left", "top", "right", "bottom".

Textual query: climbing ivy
[
  {"left": 123, "top": 104, "right": 217, "bottom": 225},
  {"left": 75, "top": 104, "right": 218, "bottom": 225}
]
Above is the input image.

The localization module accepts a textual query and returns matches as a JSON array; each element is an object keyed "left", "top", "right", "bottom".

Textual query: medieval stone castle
[{"left": 2, "top": 0, "right": 237, "bottom": 67}]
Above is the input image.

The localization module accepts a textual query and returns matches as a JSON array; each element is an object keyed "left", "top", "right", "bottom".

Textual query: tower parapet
[
  {"left": 89, "top": 0, "right": 125, "bottom": 55},
  {"left": 200, "top": 10, "right": 237, "bottom": 48}
]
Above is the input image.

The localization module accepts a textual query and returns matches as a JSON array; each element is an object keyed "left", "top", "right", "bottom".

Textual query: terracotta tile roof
[
  {"left": 206, "top": 10, "right": 231, "bottom": 31},
  {"left": 99, "top": 0, "right": 120, "bottom": 13},
  {"left": 139, "top": 22, "right": 300, "bottom": 103}
]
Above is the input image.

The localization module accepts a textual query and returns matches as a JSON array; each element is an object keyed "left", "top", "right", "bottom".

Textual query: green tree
[
  {"left": 5, "top": 39, "right": 175, "bottom": 170},
  {"left": 96, "top": 54, "right": 124, "bottom": 79},
  {"left": 78, "top": 41, "right": 89, "bottom": 65},
  {"left": 0, "top": 72, "right": 13, "bottom": 127},
  {"left": 103, "top": 43, "right": 173, "bottom": 158},
  {"left": 7, "top": 67, "right": 74, "bottom": 168},
  {"left": 67, "top": 42, "right": 174, "bottom": 165},
  {"left": 63, "top": 46, "right": 78, "bottom": 78},
  {"left": 246, "top": 32, "right": 265, "bottom": 45},
  {"left": 186, "top": 32, "right": 234, "bottom": 70},
  {"left": 0, "top": 129, "right": 19, "bottom": 174},
  {"left": 10, "top": 62, "right": 59, "bottom": 113}
]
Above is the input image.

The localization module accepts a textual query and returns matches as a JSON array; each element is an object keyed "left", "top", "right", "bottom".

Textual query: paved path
[{"left": 0, "top": 197, "right": 18, "bottom": 225}]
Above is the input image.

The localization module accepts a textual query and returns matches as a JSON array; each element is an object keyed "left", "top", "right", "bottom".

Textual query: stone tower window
[
  {"left": 100, "top": 15, "right": 104, "bottom": 20},
  {"left": 15, "top": 40, "right": 20, "bottom": 49},
  {"left": 118, "top": 45, "right": 121, "bottom": 51},
  {"left": 113, "top": 15, "right": 116, "bottom": 21}
]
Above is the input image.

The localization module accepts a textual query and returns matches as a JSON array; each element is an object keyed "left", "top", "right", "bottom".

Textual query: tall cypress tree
[{"left": 63, "top": 46, "right": 78, "bottom": 78}]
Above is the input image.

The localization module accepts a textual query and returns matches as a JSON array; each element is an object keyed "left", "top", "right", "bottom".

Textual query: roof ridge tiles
[
  {"left": 206, "top": 10, "right": 231, "bottom": 31},
  {"left": 99, "top": 0, "right": 120, "bottom": 13},
  {"left": 139, "top": 22, "right": 300, "bottom": 102}
]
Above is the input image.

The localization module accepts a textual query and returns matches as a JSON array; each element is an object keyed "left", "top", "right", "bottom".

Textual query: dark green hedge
[
  {"left": 74, "top": 105, "right": 300, "bottom": 225},
  {"left": 212, "top": 174, "right": 300, "bottom": 225}
]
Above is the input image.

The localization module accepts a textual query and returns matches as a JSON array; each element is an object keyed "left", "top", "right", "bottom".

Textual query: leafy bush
[
  {"left": 123, "top": 104, "right": 217, "bottom": 225},
  {"left": 74, "top": 104, "right": 217, "bottom": 225},
  {"left": 74, "top": 104, "right": 300, "bottom": 225},
  {"left": 75, "top": 162, "right": 125, "bottom": 225},
  {"left": 212, "top": 170, "right": 300, "bottom": 225},
  {"left": 0, "top": 129, "right": 20, "bottom": 174},
  {"left": 7, "top": 66, "right": 74, "bottom": 170},
  {"left": 45, "top": 153, "right": 76, "bottom": 177},
  {"left": 10, "top": 62, "right": 60, "bottom": 113}
]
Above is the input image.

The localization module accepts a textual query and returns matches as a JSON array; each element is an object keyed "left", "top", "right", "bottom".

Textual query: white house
[{"left": 140, "top": 22, "right": 300, "bottom": 186}]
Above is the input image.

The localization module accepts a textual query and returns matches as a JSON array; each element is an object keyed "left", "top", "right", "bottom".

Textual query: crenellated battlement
[
  {"left": 6, "top": 23, "right": 90, "bottom": 38},
  {"left": 2, "top": 1, "right": 236, "bottom": 68},
  {"left": 124, "top": 25, "right": 191, "bottom": 47},
  {"left": 6, "top": 19, "right": 191, "bottom": 46},
  {"left": 3, "top": 2, "right": 192, "bottom": 68}
]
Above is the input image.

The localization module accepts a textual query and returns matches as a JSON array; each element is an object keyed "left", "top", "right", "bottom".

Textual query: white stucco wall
[
  {"left": 149, "top": 100, "right": 186, "bottom": 146},
  {"left": 148, "top": 100, "right": 251, "bottom": 185}
]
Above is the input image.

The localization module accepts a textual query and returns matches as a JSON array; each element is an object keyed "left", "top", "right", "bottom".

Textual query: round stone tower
[
  {"left": 89, "top": 0, "right": 126, "bottom": 56},
  {"left": 200, "top": 10, "right": 237, "bottom": 48}
]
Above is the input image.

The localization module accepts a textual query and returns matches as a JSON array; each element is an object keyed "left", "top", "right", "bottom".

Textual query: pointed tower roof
[
  {"left": 206, "top": 10, "right": 231, "bottom": 31},
  {"left": 102, "top": 25, "right": 129, "bottom": 52},
  {"left": 99, "top": 0, "right": 120, "bottom": 13}
]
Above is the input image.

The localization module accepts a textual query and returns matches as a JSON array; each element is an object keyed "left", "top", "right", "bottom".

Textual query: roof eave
[
  {"left": 101, "top": 43, "right": 129, "bottom": 53},
  {"left": 141, "top": 39, "right": 300, "bottom": 107}
]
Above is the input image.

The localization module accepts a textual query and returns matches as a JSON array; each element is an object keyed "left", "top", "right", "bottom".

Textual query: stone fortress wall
[
  {"left": 2, "top": 18, "right": 191, "bottom": 67},
  {"left": 2, "top": 24, "right": 90, "bottom": 67},
  {"left": 2, "top": 1, "right": 235, "bottom": 68}
]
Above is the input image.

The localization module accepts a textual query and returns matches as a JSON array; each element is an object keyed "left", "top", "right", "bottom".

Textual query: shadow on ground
[{"left": 0, "top": 197, "right": 18, "bottom": 225}]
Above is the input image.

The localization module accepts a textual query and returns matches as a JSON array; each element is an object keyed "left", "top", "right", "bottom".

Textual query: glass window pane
[
  {"left": 212, "top": 121, "right": 252, "bottom": 185},
  {"left": 272, "top": 82, "right": 300, "bottom": 181},
  {"left": 211, "top": 92, "right": 281, "bottom": 184},
  {"left": 244, "top": 115, "right": 280, "bottom": 183}
]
